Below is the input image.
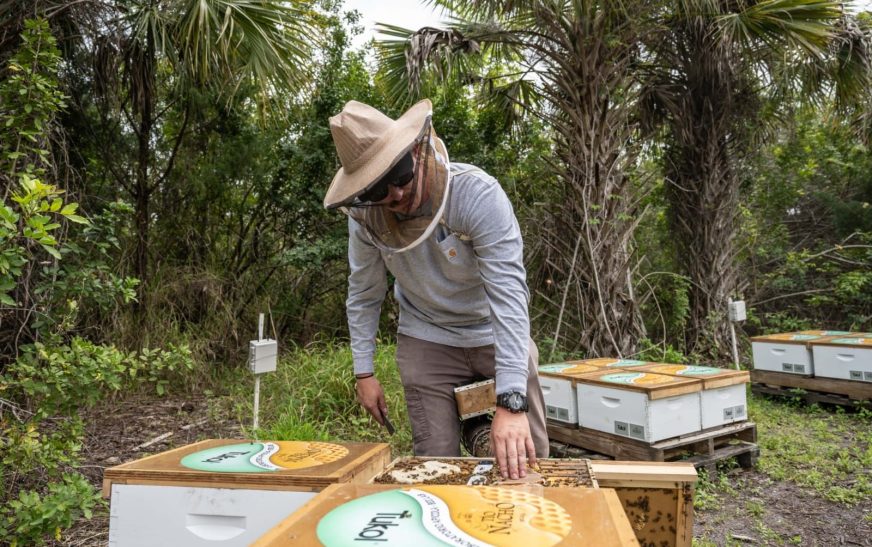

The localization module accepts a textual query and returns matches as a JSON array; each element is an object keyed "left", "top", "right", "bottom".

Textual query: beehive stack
[
  {"left": 539, "top": 358, "right": 650, "bottom": 424},
  {"left": 103, "top": 439, "right": 391, "bottom": 547},
  {"left": 810, "top": 335, "right": 872, "bottom": 382},
  {"left": 629, "top": 364, "right": 750, "bottom": 429},
  {"left": 573, "top": 370, "right": 703, "bottom": 442}
]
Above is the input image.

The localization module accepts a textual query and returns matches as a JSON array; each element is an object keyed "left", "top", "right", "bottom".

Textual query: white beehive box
[
  {"left": 539, "top": 358, "right": 650, "bottom": 424},
  {"left": 630, "top": 364, "right": 750, "bottom": 430},
  {"left": 750, "top": 331, "right": 837, "bottom": 376},
  {"left": 539, "top": 362, "right": 605, "bottom": 424},
  {"left": 575, "top": 370, "right": 703, "bottom": 442},
  {"left": 810, "top": 337, "right": 872, "bottom": 382},
  {"left": 103, "top": 439, "right": 391, "bottom": 547}
]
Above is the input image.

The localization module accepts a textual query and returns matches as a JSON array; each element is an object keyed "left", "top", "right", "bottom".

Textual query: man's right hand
[{"left": 355, "top": 376, "right": 387, "bottom": 426}]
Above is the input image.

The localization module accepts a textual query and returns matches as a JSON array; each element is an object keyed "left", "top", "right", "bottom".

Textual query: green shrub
[
  {"left": 0, "top": 340, "right": 194, "bottom": 545},
  {"left": 0, "top": 474, "right": 100, "bottom": 547}
]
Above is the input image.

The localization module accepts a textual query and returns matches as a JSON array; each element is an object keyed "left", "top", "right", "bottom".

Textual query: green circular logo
[
  {"left": 610, "top": 359, "right": 646, "bottom": 367},
  {"left": 181, "top": 443, "right": 268, "bottom": 473},
  {"left": 600, "top": 372, "right": 644, "bottom": 384},
  {"left": 681, "top": 366, "right": 721, "bottom": 375},
  {"left": 317, "top": 490, "right": 442, "bottom": 546},
  {"left": 539, "top": 364, "right": 572, "bottom": 373}
]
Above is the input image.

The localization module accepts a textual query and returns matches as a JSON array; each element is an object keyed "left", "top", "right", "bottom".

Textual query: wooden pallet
[
  {"left": 547, "top": 420, "right": 759, "bottom": 474},
  {"left": 751, "top": 370, "right": 872, "bottom": 408}
]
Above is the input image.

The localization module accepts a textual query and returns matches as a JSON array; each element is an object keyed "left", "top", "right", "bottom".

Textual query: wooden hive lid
[
  {"left": 809, "top": 336, "right": 872, "bottom": 349},
  {"left": 539, "top": 362, "right": 606, "bottom": 379},
  {"left": 252, "top": 483, "right": 639, "bottom": 547},
  {"left": 571, "top": 370, "right": 702, "bottom": 399},
  {"left": 750, "top": 331, "right": 835, "bottom": 346},
  {"left": 539, "top": 358, "right": 651, "bottom": 379},
  {"left": 570, "top": 357, "right": 650, "bottom": 368},
  {"left": 589, "top": 460, "right": 698, "bottom": 488},
  {"left": 629, "top": 364, "right": 750, "bottom": 389},
  {"left": 102, "top": 439, "right": 391, "bottom": 496}
]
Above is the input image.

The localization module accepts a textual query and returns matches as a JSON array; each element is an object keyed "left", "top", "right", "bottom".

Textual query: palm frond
[
  {"left": 480, "top": 74, "right": 542, "bottom": 129},
  {"left": 716, "top": 0, "right": 842, "bottom": 55},
  {"left": 175, "top": 0, "right": 317, "bottom": 101},
  {"left": 376, "top": 22, "right": 485, "bottom": 105}
]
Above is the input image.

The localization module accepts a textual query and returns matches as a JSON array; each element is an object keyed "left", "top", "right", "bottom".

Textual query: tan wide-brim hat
[
  {"left": 346, "top": 130, "right": 451, "bottom": 254},
  {"left": 324, "top": 99, "right": 433, "bottom": 209}
]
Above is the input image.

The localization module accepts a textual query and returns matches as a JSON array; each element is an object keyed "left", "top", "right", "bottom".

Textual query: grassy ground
[
  {"left": 219, "top": 342, "right": 414, "bottom": 456},
  {"left": 692, "top": 392, "right": 871, "bottom": 545}
]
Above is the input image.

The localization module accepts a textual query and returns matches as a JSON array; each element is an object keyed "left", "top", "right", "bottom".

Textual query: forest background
[{"left": 0, "top": 0, "right": 871, "bottom": 544}]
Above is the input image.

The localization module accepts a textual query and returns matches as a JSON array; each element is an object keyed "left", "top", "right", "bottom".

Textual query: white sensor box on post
[
  {"left": 249, "top": 339, "right": 278, "bottom": 374},
  {"left": 728, "top": 300, "right": 746, "bottom": 322}
]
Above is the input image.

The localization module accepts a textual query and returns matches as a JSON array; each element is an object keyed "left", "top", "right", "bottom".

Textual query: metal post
[
  {"left": 253, "top": 375, "right": 261, "bottom": 433},
  {"left": 729, "top": 320, "right": 740, "bottom": 370},
  {"left": 254, "top": 312, "right": 265, "bottom": 435}
]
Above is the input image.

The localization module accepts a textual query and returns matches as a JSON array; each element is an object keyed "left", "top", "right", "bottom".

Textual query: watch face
[{"left": 500, "top": 392, "right": 527, "bottom": 412}]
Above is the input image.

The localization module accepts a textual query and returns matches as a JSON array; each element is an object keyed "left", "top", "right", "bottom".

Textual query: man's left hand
[{"left": 490, "top": 407, "right": 537, "bottom": 480}]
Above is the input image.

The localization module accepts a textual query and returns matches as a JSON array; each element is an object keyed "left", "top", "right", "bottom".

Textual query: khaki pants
[{"left": 395, "top": 333, "right": 550, "bottom": 458}]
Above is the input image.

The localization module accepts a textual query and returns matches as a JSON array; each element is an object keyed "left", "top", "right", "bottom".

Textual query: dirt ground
[
  {"left": 56, "top": 394, "right": 871, "bottom": 546},
  {"left": 53, "top": 394, "right": 243, "bottom": 546},
  {"left": 693, "top": 467, "right": 872, "bottom": 546}
]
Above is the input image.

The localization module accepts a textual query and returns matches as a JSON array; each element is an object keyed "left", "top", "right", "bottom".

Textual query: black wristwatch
[{"left": 496, "top": 391, "right": 529, "bottom": 413}]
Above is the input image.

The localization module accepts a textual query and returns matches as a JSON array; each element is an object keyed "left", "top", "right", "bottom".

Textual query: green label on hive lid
[
  {"left": 647, "top": 365, "right": 722, "bottom": 376},
  {"left": 539, "top": 363, "right": 599, "bottom": 375},
  {"left": 539, "top": 364, "right": 574, "bottom": 373},
  {"left": 600, "top": 372, "right": 675, "bottom": 385},
  {"left": 180, "top": 441, "right": 349, "bottom": 473},
  {"left": 603, "top": 359, "right": 646, "bottom": 367},
  {"left": 765, "top": 333, "right": 819, "bottom": 341},
  {"left": 317, "top": 486, "right": 572, "bottom": 547},
  {"left": 830, "top": 338, "right": 871, "bottom": 346}
]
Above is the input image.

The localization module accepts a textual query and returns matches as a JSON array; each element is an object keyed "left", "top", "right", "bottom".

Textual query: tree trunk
[
  {"left": 527, "top": 8, "right": 646, "bottom": 358},
  {"left": 132, "top": 26, "right": 155, "bottom": 309},
  {"left": 665, "top": 139, "right": 738, "bottom": 357},
  {"left": 661, "top": 23, "right": 746, "bottom": 357}
]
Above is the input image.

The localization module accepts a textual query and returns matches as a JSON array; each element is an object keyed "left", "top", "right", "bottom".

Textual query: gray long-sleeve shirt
[{"left": 346, "top": 163, "right": 531, "bottom": 395}]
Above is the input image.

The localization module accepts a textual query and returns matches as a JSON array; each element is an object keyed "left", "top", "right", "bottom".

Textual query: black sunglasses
[{"left": 357, "top": 152, "right": 415, "bottom": 204}]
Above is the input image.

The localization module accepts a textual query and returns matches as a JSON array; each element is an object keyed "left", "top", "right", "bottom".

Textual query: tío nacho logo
[
  {"left": 316, "top": 486, "right": 572, "bottom": 546},
  {"left": 180, "top": 441, "right": 349, "bottom": 473}
]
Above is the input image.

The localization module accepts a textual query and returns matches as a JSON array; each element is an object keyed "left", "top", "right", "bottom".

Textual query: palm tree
[
  {"left": 377, "top": 1, "right": 658, "bottom": 357},
  {"left": 639, "top": 0, "right": 850, "bottom": 356}
]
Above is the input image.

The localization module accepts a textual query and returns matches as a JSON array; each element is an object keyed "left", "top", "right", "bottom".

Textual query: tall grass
[{"left": 225, "top": 341, "right": 413, "bottom": 456}]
